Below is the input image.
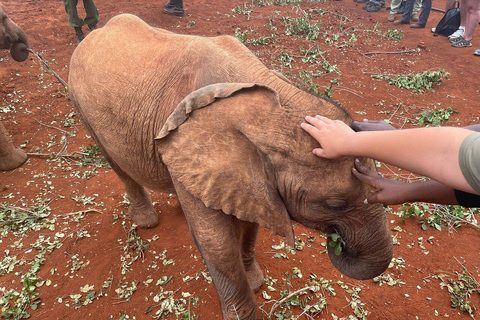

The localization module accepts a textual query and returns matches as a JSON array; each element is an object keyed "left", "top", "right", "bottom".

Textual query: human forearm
[
  {"left": 464, "top": 124, "right": 480, "bottom": 132},
  {"left": 399, "top": 180, "right": 459, "bottom": 205},
  {"left": 352, "top": 159, "right": 459, "bottom": 205},
  {"left": 345, "top": 127, "right": 472, "bottom": 190}
]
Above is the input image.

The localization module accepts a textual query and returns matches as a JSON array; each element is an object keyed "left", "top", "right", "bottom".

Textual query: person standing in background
[
  {"left": 393, "top": 0, "right": 432, "bottom": 28},
  {"left": 388, "top": 0, "right": 421, "bottom": 22},
  {"left": 64, "top": 0, "right": 99, "bottom": 44},
  {"left": 164, "top": 0, "right": 184, "bottom": 17}
]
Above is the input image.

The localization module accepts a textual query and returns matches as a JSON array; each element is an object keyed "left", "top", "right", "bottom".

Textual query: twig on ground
[
  {"left": 432, "top": 7, "right": 445, "bottom": 13},
  {"left": 28, "top": 49, "right": 69, "bottom": 89},
  {"left": 64, "top": 209, "right": 103, "bottom": 216},
  {"left": 364, "top": 49, "right": 418, "bottom": 56},
  {"left": 268, "top": 286, "right": 311, "bottom": 318},
  {"left": 34, "top": 119, "right": 70, "bottom": 134},
  {"left": 26, "top": 151, "right": 89, "bottom": 158}
]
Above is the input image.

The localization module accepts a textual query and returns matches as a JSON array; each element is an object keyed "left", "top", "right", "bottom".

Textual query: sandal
[
  {"left": 452, "top": 37, "right": 472, "bottom": 47},
  {"left": 474, "top": 49, "right": 480, "bottom": 56}
]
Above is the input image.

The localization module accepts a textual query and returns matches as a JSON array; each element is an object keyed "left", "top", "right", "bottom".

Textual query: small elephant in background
[
  {"left": 0, "top": 2, "right": 30, "bottom": 171},
  {"left": 69, "top": 14, "right": 393, "bottom": 320}
]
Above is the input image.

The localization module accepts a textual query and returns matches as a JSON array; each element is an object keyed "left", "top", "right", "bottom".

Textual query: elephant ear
[{"left": 155, "top": 83, "right": 295, "bottom": 246}]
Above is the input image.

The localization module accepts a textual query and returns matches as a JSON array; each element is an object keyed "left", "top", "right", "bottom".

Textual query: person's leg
[
  {"left": 449, "top": 1, "right": 467, "bottom": 40},
  {"left": 411, "top": 0, "right": 421, "bottom": 20},
  {"left": 395, "top": 0, "right": 414, "bottom": 22},
  {"left": 415, "top": 0, "right": 432, "bottom": 26},
  {"left": 463, "top": 0, "right": 480, "bottom": 41},
  {"left": 460, "top": 0, "right": 468, "bottom": 26},
  {"left": 64, "top": 0, "right": 83, "bottom": 28},
  {"left": 82, "top": 0, "right": 100, "bottom": 29},
  {"left": 390, "top": 0, "right": 402, "bottom": 13},
  {"left": 64, "top": 0, "right": 85, "bottom": 43},
  {"left": 389, "top": 0, "right": 402, "bottom": 20}
]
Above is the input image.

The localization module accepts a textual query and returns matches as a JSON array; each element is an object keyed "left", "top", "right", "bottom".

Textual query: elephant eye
[{"left": 324, "top": 199, "right": 351, "bottom": 213}]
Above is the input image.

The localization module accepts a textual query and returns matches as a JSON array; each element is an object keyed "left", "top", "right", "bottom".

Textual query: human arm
[
  {"left": 352, "top": 159, "right": 459, "bottom": 205},
  {"left": 300, "top": 116, "right": 479, "bottom": 195}
]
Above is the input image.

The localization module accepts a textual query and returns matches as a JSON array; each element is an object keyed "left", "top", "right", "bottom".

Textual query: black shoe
[
  {"left": 164, "top": 2, "right": 174, "bottom": 8},
  {"left": 88, "top": 24, "right": 97, "bottom": 31},
  {"left": 74, "top": 27, "right": 84, "bottom": 44},
  {"left": 366, "top": 2, "right": 382, "bottom": 11},
  {"left": 164, "top": 6, "right": 184, "bottom": 16}
]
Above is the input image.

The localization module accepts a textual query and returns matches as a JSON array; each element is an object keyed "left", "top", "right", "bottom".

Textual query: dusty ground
[{"left": 1, "top": 0, "right": 480, "bottom": 319}]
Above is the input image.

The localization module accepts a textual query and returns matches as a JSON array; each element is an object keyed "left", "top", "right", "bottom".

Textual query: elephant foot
[
  {"left": 245, "top": 259, "right": 263, "bottom": 292},
  {"left": 129, "top": 203, "right": 159, "bottom": 228},
  {"left": 0, "top": 148, "right": 27, "bottom": 171}
]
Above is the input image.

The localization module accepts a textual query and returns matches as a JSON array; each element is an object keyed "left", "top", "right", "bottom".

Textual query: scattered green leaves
[
  {"left": 370, "top": 69, "right": 450, "bottom": 93},
  {"left": 416, "top": 107, "right": 458, "bottom": 127}
]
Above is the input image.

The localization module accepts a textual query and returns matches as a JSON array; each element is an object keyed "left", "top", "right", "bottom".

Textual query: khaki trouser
[
  {"left": 390, "top": 0, "right": 421, "bottom": 14},
  {"left": 64, "top": 0, "right": 100, "bottom": 28}
]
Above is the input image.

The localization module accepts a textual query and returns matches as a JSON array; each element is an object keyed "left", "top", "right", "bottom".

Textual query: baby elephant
[
  {"left": 69, "top": 14, "right": 393, "bottom": 320},
  {"left": 0, "top": 2, "right": 29, "bottom": 171}
]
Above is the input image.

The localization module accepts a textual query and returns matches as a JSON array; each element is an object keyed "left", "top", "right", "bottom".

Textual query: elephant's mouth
[{"left": 324, "top": 224, "right": 391, "bottom": 280}]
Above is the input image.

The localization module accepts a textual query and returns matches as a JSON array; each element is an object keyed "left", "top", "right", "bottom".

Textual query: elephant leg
[
  {"left": 0, "top": 123, "right": 27, "bottom": 171},
  {"left": 172, "top": 178, "right": 258, "bottom": 320},
  {"left": 239, "top": 220, "right": 263, "bottom": 292},
  {"left": 92, "top": 141, "right": 158, "bottom": 228}
]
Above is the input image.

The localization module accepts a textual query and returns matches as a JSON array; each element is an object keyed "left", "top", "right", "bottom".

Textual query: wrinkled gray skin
[
  {"left": 69, "top": 14, "right": 393, "bottom": 320},
  {"left": 0, "top": 2, "right": 29, "bottom": 171}
]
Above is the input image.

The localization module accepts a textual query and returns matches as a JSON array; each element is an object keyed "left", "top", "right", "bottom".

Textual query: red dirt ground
[{"left": 1, "top": 0, "right": 480, "bottom": 319}]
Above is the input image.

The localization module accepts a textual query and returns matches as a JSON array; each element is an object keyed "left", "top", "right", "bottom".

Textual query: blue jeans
[{"left": 401, "top": 0, "right": 432, "bottom": 25}]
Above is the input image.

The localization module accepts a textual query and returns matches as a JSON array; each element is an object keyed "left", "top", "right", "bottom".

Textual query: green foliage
[
  {"left": 277, "top": 51, "right": 295, "bottom": 68},
  {"left": 79, "top": 144, "right": 110, "bottom": 168},
  {"left": 438, "top": 271, "right": 479, "bottom": 317},
  {"left": 234, "top": 27, "right": 277, "bottom": 46},
  {"left": 282, "top": 15, "right": 321, "bottom": 40},
  {"left": 396, "top": 203, "right": 479, "bottom": 231},
  {"left": 371, "top": 69, "right": 450, "bottom": 93},
  {"left": 0, "top": 255, "right": 44, "bottom": 319},
  {"left": 383, "top": 29, "right": 404, "bottom": 40},
  {"left": 232, "top": 3, "right": 253, "bottom": 15},
  {"left": 121, "top": 223, "right": 150, "bottom": 274},
  {"left": 416, "top": 107, "right": 458, "bottom": 127},
  {"left": 0, "top": 199, "right": 53, "bottom": 236},
  {"left": 325, "top": 231, "right": 345, "bottom": 256}
]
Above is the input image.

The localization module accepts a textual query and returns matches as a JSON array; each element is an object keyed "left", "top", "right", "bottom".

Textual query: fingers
[
  {"left": 352, "top": 167, "right": 379, "bottom": 188},
  {"left": 354, "top": 158, "right": 378, "bottom": 178},
  {"left": 365, "top": 193, "right": 381, "bottom": 204}
]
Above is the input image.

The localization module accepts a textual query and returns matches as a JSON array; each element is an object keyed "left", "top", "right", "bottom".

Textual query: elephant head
[
  {"left": 0, "top": 2, "right": 30, "bottom": 62},
  {"left": 156, "top": 83, "right": 393, "bottom": 280}
]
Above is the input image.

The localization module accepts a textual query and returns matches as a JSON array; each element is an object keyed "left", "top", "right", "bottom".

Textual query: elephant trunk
[
  {"left": 5, "top": 19, "right": 30, "bottom": 62},
  {"left": 326, "top": 207, "right": 393, "bottom": 280}
]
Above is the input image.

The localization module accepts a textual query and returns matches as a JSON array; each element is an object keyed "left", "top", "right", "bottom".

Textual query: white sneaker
[
  {"left": 431, "top": 27, "right": 436, "bottom": 33},
  {"left": 448, "top": 28, "right": 465, "bottom": 40}
]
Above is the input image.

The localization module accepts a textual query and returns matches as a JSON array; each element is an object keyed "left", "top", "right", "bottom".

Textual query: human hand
[
  {"left": 351, "top": 119, "right": 396, "bottom": 132},
  {"left": 301, "top": 115, "right": 355, "bottom": 159},
  {"left": 352, "top": 159, "right": 413, "bottom": 205}
]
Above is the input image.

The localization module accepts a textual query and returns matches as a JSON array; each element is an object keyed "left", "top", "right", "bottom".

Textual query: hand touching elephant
[
  {"left": 0, "top": 2, "right": 29, "bottom": 171},
  {"left": 69, "top": 14, "right": 393, "bottom": 320}
]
